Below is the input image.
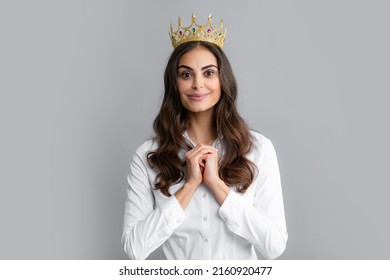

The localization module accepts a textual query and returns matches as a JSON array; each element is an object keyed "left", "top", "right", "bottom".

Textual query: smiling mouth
[{"left": 188, "top": 93, "right": 209, "bottom": 101}]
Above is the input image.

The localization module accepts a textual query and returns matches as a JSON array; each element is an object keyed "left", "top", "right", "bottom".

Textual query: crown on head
[{"left": 169, "top": 14, "right": 227, "bottom": 49}]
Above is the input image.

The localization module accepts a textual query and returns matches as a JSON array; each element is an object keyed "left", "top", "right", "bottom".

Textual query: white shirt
[{"left": 121, "top": 131, "right": 287, "bottom": 260}]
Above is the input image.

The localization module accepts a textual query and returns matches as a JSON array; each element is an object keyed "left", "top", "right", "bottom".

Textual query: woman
[{"left": 122, "top": 14, "right": 287, "bottom": 260}]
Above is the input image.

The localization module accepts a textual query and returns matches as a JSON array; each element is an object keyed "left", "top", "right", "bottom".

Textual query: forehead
[{"left": 178, "top": 46, "right": 218, "bottom": 67}]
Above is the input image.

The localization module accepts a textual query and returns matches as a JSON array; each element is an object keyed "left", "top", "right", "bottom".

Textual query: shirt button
[
  {"left": 203, "top": 238, "right": 209, "bottom": 243},
  {"left": 203, "top": 193, "right": 206, "bottom": 198},
  {"left": 203, "top": 217, "right": 207, "bottom": 222}
]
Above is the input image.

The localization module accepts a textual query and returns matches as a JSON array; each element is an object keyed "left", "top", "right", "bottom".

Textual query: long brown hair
[{"left": 147, "top": 41, "right": 257, "bottom": 196}]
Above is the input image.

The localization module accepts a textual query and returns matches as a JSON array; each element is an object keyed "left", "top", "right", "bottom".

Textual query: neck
[{"left": 186, "top": 109, "right": 217, "bottom": 146}]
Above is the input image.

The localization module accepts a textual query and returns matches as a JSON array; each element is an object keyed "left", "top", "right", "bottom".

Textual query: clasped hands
[
  {"left": 177, "top": 144, "right": 230, "bottom": 206},
  {"left": 185, "top": 144, "right": 222, "bottom": 190}
]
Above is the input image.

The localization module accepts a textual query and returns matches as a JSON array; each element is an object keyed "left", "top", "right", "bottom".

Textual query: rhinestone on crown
[{"left": 169, "top": 14, "right": 227, "bottom": 49}]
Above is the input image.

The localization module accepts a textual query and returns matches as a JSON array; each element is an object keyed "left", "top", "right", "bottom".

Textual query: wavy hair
[{"left": 147, "top": 41, "right": 257, "bottom": 196}]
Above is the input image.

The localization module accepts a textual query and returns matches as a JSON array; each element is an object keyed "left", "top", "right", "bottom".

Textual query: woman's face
[{"left": 176, "top": 46, "right": 221, "bottom": 114}]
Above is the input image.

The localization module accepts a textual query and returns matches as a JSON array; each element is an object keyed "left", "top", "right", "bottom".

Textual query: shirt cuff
[
  {"left": 144, "top": 196, "right": 186, "bottom": 249},
  {"left": 218, "top": 191, "right": 246, "bottom": 226},
  {"left": 160, "top": 195, "right": 187, "bottom": 230}
]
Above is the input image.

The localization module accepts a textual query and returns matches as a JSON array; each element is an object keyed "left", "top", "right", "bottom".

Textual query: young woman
[{"left": 122, "top": 15, "right": 287, "bottom": 260}]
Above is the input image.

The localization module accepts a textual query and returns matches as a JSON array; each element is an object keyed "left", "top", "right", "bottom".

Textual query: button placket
[{"left": 200, "top": 188, "right": 211, "bottom": 258}]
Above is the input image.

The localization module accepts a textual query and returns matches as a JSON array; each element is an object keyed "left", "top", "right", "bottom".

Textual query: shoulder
[
  {"left": 248, "top": 130, "right": 278, "bottom": 164},
  {"left": 249, "top": 130, "right": 276, "bottom": 160},
  {"left": 132, "top": 137, "right": 158, "bottom": 163},
  {"left": 249, "top": 130, "right": 272, "bottom": 150}
]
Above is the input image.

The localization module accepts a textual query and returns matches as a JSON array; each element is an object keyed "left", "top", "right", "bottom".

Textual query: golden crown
[{"left": 169, "top": 14, "right": 227, "bottom": 49}]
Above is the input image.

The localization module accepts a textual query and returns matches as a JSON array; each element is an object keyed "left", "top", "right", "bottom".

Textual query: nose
[{"left": 192, "top": 75, "right": 203, "bottom": 90}]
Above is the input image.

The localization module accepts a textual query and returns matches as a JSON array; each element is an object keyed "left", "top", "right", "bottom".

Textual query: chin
[{"left": 185, "top": 105, "right": 215, "bottom": 114}]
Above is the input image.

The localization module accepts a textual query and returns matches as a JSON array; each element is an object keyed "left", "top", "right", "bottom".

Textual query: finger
[
  {"left": 202, "top": 150, "right": 218, "bottom": 160},
  {"left": 198, "top": 153, "right": 215, "bottom": 166},
  {"left": 186, "top": 147, "right": 217, "bottom": 162},
  {"left": 190, "top": 145, "right": 218, "bottom": 155},
  {"left": 192, "top": 144, "right": 218, "bottom": 153}
]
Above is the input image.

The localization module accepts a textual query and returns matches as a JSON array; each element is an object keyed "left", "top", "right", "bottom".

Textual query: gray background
[{"left": 1, "top": 0, "right": 389, "bottom": 259}]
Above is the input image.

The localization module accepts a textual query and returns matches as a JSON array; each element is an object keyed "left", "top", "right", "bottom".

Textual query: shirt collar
[{"left": 182, "top": 130, "right": 222, "bottom": 149}]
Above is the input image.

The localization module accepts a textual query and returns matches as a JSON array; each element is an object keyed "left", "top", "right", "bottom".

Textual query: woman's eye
[
  {"left": 205, "top": 70, "right": 215, "bottom": 76},
  {"left": 180, "top": 72, "right": 191, "bottom": 78}
]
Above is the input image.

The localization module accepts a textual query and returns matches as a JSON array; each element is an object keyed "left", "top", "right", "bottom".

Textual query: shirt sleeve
[
  {"left": 218, "top": 137, "right": 288, "bottom": 259},
  {"left": 121, "top": 146, "right": 186, "bottom": 260}
]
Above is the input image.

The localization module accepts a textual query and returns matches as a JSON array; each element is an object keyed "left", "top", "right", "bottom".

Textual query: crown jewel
[{"left": 169, "top": 14, "right": 227, "bottom": 49}]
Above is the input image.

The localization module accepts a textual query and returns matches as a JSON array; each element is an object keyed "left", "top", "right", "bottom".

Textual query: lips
[{"left": 188, "top": 93, "right": 208, "bottom": 101}]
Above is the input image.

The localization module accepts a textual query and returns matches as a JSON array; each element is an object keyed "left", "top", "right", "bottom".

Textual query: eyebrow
[{"left": 177, "top": 64, "right": 218, "bottom": 71}]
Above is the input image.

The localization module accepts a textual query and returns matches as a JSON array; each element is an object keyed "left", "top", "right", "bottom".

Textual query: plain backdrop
[{"left": 1, "top": 0, "right": 389, "bottom": 259}]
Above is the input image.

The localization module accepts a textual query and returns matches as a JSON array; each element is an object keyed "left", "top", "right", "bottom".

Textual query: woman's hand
[
  {"left": 202, "top": 149, "right": 221, "bottom": 188},
  {"left": 202, "top": 147, "right": 231, "bottom": 205},
  {"left": 184, "top": 144, "right": 230, "bottom": 205},
  {"left": 185, "top": 144, "right": 218, "bottom": 188},
  {"left": 176, "top": 144, "right": 217, "bottom": 210}
]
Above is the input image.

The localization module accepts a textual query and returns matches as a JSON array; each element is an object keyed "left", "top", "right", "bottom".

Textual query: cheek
[
  {"left": 210, "top": 76, "right": 221, "bottom": 89},
  {"left": 211, "top": 79, "right": 221, "bottom": 95},
  {"left": 210, "top": 82, "right": 222, "bottom": 104},
  {"left": 176, "top": 79, "right": 189, "bottom": 95},
  {"left": 176, "top": 81, "right": 187, "bottom": 105}
]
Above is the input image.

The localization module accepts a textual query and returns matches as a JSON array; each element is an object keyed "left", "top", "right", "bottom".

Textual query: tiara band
[{"left": 169, "top": 14, "right": 227, "bottom": 49}]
